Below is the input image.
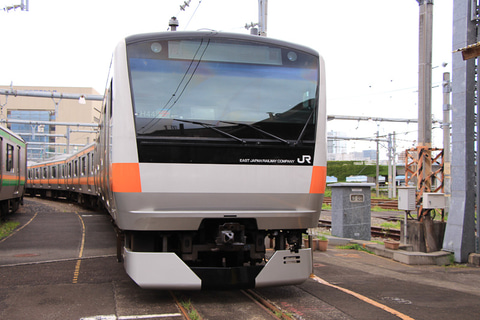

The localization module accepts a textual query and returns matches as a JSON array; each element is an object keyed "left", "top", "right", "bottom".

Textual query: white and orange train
[
  {"left": 27, "top": 31, "right": 327, "bottom": 290},
  {"left": 27, "top": 144, "right": 97, "bottom": 204},
  {"left": 0, "top": 126, "right": 26, "bottom": 219}
]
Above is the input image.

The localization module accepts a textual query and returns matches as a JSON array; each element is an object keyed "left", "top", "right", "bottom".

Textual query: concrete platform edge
[{"left": 324, "top": 235, "right": 455, "bottom": 266}]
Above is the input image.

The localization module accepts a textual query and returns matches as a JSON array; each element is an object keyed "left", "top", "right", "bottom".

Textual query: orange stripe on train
[
  {"left": 309, "top": 166, "right": 326, "bottom": 194},
  {"left": 111, "top": 163, "right": 142, "bottom": 193}
]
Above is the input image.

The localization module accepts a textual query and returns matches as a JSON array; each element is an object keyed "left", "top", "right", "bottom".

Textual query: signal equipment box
[
  {"left": 422, "top": 193, "right": 445, "bottom": 209},
  {"left": 398, "top": 187, "right": 416, "bottom": 211},
  {"left": 330, "top": 183, "right": 374, "bottom": 241}
]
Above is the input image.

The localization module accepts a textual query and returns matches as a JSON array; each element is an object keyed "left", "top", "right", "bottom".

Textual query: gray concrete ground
[{"left": 1, "top": 198, "right": 479, "bottom": 320}]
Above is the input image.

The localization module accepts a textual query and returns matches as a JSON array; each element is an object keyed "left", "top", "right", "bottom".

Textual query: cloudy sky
[{"left": 0, "top": 0, "right": 454, "bottom": 157}]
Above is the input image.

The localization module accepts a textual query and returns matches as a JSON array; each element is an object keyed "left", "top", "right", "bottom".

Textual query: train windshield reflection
[{"left": 128, "top": 38, "right": 318, "bottom": 142}]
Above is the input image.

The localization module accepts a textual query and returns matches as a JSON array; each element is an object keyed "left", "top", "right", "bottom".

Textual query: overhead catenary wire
[
  {"left": 138, "top": 39, "right": 210, "bottom": 134},
  {"left": 184, "top": 0, "right": 203, "bottom": 30}
]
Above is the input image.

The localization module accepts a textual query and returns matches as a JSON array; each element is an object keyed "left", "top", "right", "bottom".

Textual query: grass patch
[
  {"left": 322, "top": 203, "right": 331, "bottom": 210},
  {"left": 0, "top": 221, "right": 20, "bottom": 240},
  {"left": 337, "top": 243, "right": 374, "bottom": 254},
  {"left": 380, "top": 221, "right": 401, "bottom": 229},
  {"left": 371, "top": 206, "right": 400, "bottom": 212},
  {"left": 442, "top": 253, "right": 468, "bottom": 268},
  {"left": 180, "top": 298, "right": 201, "bottom": 320}
]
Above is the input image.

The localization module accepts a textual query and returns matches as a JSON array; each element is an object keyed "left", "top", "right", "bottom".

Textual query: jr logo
[{"left": 297, "top": 155, "right": 312, "bottom": 164}]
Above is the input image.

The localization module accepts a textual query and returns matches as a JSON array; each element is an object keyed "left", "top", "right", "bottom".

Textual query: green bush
[{"left": 327, "top": 161, "right": 389, "bottom": 182}]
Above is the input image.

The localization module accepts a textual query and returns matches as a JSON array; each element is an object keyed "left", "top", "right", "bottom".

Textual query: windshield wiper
[
  {"left": 173, "top": 119, "right": 246, "bottom": 144},
  {"left": 295, "top": 109, "right": 315, "bottom": 146},
  {"left": 219, "top": 120, "right": 290, "bottom": 145}
]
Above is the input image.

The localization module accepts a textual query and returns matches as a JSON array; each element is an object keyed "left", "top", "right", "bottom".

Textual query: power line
[
  {"left": 1, "top": 0, "right": 28, "bottom": 12},
  {"left": 184, "top": 0, "right": 203, "bottom": 30}
]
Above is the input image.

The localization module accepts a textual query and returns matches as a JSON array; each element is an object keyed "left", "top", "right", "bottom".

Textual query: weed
[
  {"left": 188, "top": 309, "right": 201, "bottom": 320},
  {"left": 321, "top": 203, "right": 332, "bottom": 210},
  {"left": 449, "top": 253, "right": 455, "bottom": 265},
  {"left": 371, "top": 206, "right": 399, "bottom": 212},
  {"left": 443, "top": 253, "right": 468, "bottom": 268},
  {"left": 380, "top": 221, "right": 401, "bottom": 229},
  {"left": 0, "top": 221, "right": 20, "bottom": 240},
  {"left": 337, "top": 243, "right": 374, "bottom": 254},
  {"left": 180, "top": 298, "right": 201, "bottom": 320},
  {"left": 180, "top": 299, "right": 191, "bottom": 310}
]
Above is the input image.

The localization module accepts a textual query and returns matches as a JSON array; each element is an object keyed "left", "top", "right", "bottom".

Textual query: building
[
  {"left": 362, "top": 149, "right": 376, "bottom": 161},
  {"left": 327, "top": 130, "right": 348, "bottom": 160},
  {"left": 0, "top": 85, "right": 102, "bottom": 160}
]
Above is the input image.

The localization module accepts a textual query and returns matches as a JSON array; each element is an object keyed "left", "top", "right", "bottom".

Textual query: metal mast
[
  {"left": 418, "top": 0, "right": 433, "bottom": 147},
  {"left": 443, "top": 0, "right": 478, "bottom": 262},
  {"left": 258, "top": 0, "right": 267, "bottom": 36}
]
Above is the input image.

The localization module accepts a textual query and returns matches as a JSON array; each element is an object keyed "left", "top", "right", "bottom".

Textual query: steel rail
[{"left": 318, "top": 219, "right": 401, "bottom": 241}]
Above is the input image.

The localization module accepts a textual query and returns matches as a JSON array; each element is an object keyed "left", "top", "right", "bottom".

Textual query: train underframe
[
  {"left": 0, "top": 197, "right": 22, "bottom": 220},
  {"left": 26, "top": 188, "right": 100, "bottom": 209},
  {"left": 25, "top": 188, "right": 315, "bottom": 289},
  {"left": 121, "top": 218, "right": 310, "bottom": 290}
]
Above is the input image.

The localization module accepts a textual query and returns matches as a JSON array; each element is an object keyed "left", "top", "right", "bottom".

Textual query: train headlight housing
[
  {"left": 150, "top": 42, "right": 162, "bottom": 53},
  {"left": 287, "top": 51, "right": 297, "bottom": 62}
]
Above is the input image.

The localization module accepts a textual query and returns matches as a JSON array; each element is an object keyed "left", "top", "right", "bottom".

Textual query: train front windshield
[{"left": 127, "top": 37, "right": 319, "bottom": 165}]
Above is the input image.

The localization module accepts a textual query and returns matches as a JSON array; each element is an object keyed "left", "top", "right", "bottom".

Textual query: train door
[
  {"left": 74, "top": 159, "right": 79, "bottom": 190},
  {"left": 104, "top": 81, "right": 115, "bottom": 211},
  {"left": 67, "top": 161, "right": 72, "bottom": 190},
  {"left": 14, "top": 146, "right": 21, "bottom": 195},
  {"left": 6, "top": 144, "right": 14, "bottom": 190},
  {"left": 0, "top": 137, "right": 3, "bottom": 193}
]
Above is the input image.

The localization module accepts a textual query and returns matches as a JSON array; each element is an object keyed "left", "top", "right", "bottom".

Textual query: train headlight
[
  {"left": 151, "top": 42, "right": 162, "bottom": 53},
  {"left": 287, "top": 51, "right": 297, "bottom": 62}
]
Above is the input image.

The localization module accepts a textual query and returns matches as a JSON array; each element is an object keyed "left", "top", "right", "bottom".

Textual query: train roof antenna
[{"left": 169, "top": 16, "right": 179, "bottom": 31}]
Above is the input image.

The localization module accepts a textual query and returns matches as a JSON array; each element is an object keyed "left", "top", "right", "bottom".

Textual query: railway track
[
  {"left": 318, "top": 219, "right": 401, "bottom": 241},
  {"left": 172, "top": 289, "right": 295, "bottom": 320},
  {"left": 323, "top": 197, "right": 400, "bottom": 210}
]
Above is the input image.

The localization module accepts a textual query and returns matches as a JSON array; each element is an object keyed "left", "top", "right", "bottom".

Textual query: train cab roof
[
  {"left": 0, "top": 125, "right": 26, "bottom": 145},
  {"left": 124, "top": 31, "right": 319, "bottom": 57}
]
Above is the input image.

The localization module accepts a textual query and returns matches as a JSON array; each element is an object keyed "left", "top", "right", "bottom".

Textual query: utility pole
[
  {"left": 393, "top": 132, "right": 397, "bottom": 198},
  {"left": 418, "top": 0, "right": 433, "bottom": 148},
  {"left": 2, "top": 0, "right": 28, "bottom": 12},
  {"left": 258, "top": 0, "right": 268, "bottom": 36},
  {"left": 388, "top": 133, "right": 393, "bottom": 198},
  {"left": 387, "top": 133, "right": 397, "bottom": 199},
  {"left": 443, "top": 0, "right": 477, "bottom": 262},
  {"left": 375, "top": 126, "right": 379, "bottom": 198},
  {"left": 417, "top": 0, "right": 437, "bottom": 252},
  {"left": 245, "top": 1, "right": 268, "bottom": 36},
  {"left": 442, "top": 72, "right": 451, "bottom": 216},
  {"left": 417, "top": 0, "right": 434, "bottom": 198}
]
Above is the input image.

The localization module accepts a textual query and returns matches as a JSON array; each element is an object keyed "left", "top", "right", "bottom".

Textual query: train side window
[
  {"left": 43, "top": 167, "right": 47, "bottom": 179},
  {"left": 87, "top": 153, "right": 91, "bottom": 174},
  {"left": 52, "top": 166, "right": 57, "bottom": 178},
  {"left": 91, "top": 153, "right": 95, "bottom": 174},
  {"left": 35, "top": 168, "right": 39, "bottom": 179},
  {"left": 17, "top": 146, "right": 21, "bottom": 175},
  {"left": 6, "top": 144, "right": 14, "bottom": 172},
  {"left": 61, "top": 164, "right": 65, "bottom": 178},
  {"left": 68, "top": 162, "right": 72, "bottom": 177},
  {"left": 81, "top": 156, "right": 86, "bottom": 176},
  {"left": 74, "top": 160, "right": 78, "bottom": 177},
  {"left": 108, "top": 80, "right": 113, "bottom": 118}
]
